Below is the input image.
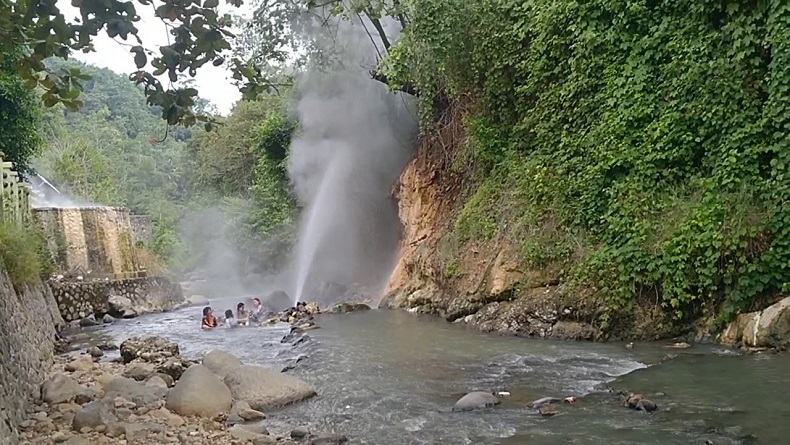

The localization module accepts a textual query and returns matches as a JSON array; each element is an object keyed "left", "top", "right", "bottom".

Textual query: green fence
[{"left": 0, "top": 156, "right": 31, "bottom": 224}]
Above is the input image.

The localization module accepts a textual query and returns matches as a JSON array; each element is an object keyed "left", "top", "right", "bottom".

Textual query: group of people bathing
[{"left": 200, "top": 297, "right": 267, "bottom": 330}]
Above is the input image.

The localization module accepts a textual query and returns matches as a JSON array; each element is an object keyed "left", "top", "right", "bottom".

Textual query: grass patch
[{"left": 0, "top": 220, "right": 52, "bottom": 289}]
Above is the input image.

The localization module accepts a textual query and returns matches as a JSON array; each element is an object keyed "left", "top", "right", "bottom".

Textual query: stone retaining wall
[
  {"left": 0, "top": 270, "right": 63, "bottom": 445},
  {"left": 49, "top": 276, "right": 185, "bottom": 322}
]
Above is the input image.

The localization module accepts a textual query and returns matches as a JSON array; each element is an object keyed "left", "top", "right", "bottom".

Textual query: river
[{"left": 75, "top": 298, "right": 790, "bottom": 445}]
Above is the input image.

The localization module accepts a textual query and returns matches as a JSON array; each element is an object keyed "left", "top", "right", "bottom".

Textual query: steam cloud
[{"left": 287, "top": 15, "right": 418, "bottom": 304}]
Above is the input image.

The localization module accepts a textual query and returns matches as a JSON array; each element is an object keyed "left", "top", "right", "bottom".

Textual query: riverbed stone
[
  {"left": 78, "top": 315, "right": 100, "bottom": 327},
  {"left": 104, "top": 376, "right": 166, "bottom": 406},
  {"left": 229, "top": 424, "right": 268, "bottom": 441},
  {"left": 452, "top": 391, "right": 500, "bottom": 412},
  {"left": 63, "top": 436, "right": 92, "bottom": 445},
  {"left": 41, "top": 373, "right": 92, "bottom": 404},
  {"left": 65, "top": 355, "right": 94, "bottom": 372},
  {"left": 202, "top": 349, "right": 244, "bottom": 379},
  {"left": 72, "top": 400, "right": 117, "bottom": 431},
  {"left": 165, "top": 364, "right": 232, "bottom": 417},
  {"left": 223, "top": 365, "right": 317, "bottom": 411},
  {"left": 123, "top": 362, "right": 156, "bottom": 381}
]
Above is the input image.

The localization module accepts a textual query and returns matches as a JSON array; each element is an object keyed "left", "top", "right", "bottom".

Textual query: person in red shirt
[{"left": 201, "top": 306, "right": 218, "bottom": 330}]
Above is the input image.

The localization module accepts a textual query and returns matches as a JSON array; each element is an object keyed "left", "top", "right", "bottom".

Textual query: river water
[{"left": 77, "top": 298, "right": 790, "bottom": 445}]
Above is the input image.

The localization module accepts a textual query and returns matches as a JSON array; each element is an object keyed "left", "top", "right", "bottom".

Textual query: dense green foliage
[
  {"left": 0, "top": 0, "right": 270, "bottom": 127},
  {"left": 0, "top": 220, "right": 52, "bottom": 289},
  {"left": 0, "top": 53, "right": 42, "bottom": 175},
  {"left": 383, "top": 0, "right": 790, "bottom": 329},
  {"left": 36, "top": 59, "right": 297, "bottom": 273}
]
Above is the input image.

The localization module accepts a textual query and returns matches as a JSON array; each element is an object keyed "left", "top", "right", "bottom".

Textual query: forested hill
[{"left": 35, "top": 59, "right": 296, "bottom": 275}]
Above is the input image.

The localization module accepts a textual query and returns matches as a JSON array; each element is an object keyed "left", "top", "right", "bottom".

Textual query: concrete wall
[
  {"left": 49, "top": 276, "right": 185, "bottom": 322},
  {"left": 0, "top": 271, "right": 63, "bottom": 445}
]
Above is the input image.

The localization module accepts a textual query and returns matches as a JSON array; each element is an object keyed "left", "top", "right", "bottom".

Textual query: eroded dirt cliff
[{"left": 381, "top": 104, "right": 600, "bottom": 341}]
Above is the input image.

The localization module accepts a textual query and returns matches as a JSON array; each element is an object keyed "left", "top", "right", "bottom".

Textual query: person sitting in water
[
  {"left": 236, "top": 302, "right": 250, "bottom": 326},
  {"left": 250, "top": 297, "right": 265, "bottom": 323},
  {"left": 201, "top": 306, "right": 218, "bottom": 330},
  {"left": 224, "top": 309, "right": 238, "bottom": 328}
]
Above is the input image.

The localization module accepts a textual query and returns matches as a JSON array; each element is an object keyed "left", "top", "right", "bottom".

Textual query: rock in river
[
  {"left": 452, "top": 391, "right": 500, "bottom": 412},
  {"left": 721, "top": 295, "right": 790, "bottom": 349},
  {"left": 223, "top": 365, "right": 317, "bottom": 411},
  {"left": 108, "top": 294, "right": 137, "bottom": 318},
  {"left": 327, "top": 302, "right": 371, "bottom": 314},
  {"left": 166, "top": 364, "right": 232, "bottom": 417},
  {"left": 119, "top": 336, "right": 180, "bottom": 364},
  {"left": 202, "top": 349, "right": 244, "bottom": 379}
]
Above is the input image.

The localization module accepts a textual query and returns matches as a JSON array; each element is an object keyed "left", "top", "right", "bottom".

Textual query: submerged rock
[
  {"left": 452, "top": 391, "right": 500, "bottom": 412},
  {"left": 223, "top": 365, "right": 317, "bottom": 411},
  {"left": 624, "top": 393, "right": 658, "bottom": 413},
  {"left": 166, "top": 364, "right": 232, "bottom": 417},
  {"left": 308, "top": 433, "right": 349, "bottom": 445}
]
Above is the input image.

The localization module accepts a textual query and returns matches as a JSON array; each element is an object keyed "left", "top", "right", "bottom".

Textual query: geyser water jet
[{"left": 287, "top": 71, "right": 417, "bottom": 305}]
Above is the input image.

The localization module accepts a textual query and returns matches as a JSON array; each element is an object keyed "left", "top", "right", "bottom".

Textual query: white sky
[{"left": 59, "top": 0, "right": 255, "bottom": 115}]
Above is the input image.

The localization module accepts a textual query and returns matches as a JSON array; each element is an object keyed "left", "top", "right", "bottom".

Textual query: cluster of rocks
[
  {"left": 450, "top": 390, "right": 659, "bottom": 418},
  {"left": 19, "top": 336, "right": 348, "bottom": 445}
]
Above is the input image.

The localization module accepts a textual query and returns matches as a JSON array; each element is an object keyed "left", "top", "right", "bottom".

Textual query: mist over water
[{"left": 287, "top": 17, "right": 418, "bottom": 304}]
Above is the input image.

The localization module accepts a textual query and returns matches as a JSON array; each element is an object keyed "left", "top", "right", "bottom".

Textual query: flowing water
[{"left": 78, "top": 299, "right": 790, "bottom": 445}]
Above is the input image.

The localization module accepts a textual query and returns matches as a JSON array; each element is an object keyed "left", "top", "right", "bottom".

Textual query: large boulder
[
  {"left": 721, "top": 296, "right": 790, "bottom": 348},
  {"left": 41, "top": 373, "right": 94, "bottom": 404},
  {"left": 165, "top": 364, "right": 232, "bottom": 417},
  {"left": 202, "top": 349, "right": 244, "bottom": 379},
  {"left": 108, "top": 295, "right": 137, "bottom": 318},
  {"left": 120, "top": 336, "right": 180, "bottom": 364},
  {"left": 452, "top": 391, "right": 500, "bottom": 412},
  {"left": 223, "top": 365, "right": 316, "bottom": 411}
]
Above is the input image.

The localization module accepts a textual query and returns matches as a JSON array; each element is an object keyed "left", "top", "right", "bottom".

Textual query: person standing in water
[
  {"left": 236, "top": 302, "right": 250, "bottom": 326},
  {"left": 201, "top": 307, "right": 218, "bottom": 330}
]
